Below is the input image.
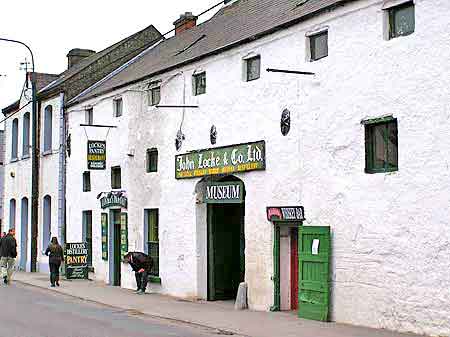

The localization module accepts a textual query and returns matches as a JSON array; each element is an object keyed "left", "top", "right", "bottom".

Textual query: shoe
[
  {"left": 3, "top": 276, "right": 7, "bottom": 285},
  {"left": 136, "top": 289, "right": 145, "bottom": 295},
  {"left": 51, "top": 284, "right": 56, "bottom": 287},
  {"left": 56, "top": 282, "right": 60, "bottom": 287}
]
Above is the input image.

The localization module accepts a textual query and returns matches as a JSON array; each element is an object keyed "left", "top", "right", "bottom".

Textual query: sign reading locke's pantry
[{"left": 175, "top": 140, "right": 265, "bottom": 179}]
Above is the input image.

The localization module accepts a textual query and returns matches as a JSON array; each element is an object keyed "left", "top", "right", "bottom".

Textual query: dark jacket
[
  {"left": 45, "top": 243, "right": 64, "bottom": 265},
  {"left": 128, "top": 252, "right": 152, "bottom": 272},
  {"left": 0, "top": 234, "right": 17, "bottom": 258}
]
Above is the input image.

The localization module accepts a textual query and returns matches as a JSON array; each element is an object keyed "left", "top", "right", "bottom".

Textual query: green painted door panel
[{"left": 298, "top": 226, "right": 330, "bottom": 321}]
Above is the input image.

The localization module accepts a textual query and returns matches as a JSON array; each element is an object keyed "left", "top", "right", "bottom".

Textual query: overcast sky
[{"left": 0, "top": 0, "right": 216, "bottom": 115}]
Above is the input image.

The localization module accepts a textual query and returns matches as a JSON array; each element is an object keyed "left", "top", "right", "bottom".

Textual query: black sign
[
  {"left": 65, "top": 242, "right": 89, "bottom": 280},
  {"left": 100, "top": 192, "right": 128, "bottom": 209},
  {"left": 87, "top": 140, "right": 106, "bottom": 170},
  {"left": 204, "top": 181, "right": 244, "bottom": 204},
  {"left": 266, "top": 206, "right": 305, "bottom": 222}
]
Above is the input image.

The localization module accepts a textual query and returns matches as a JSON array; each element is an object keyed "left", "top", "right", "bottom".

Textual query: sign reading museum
[
  {"left": 87, "top": 140, "right": 106, "bottom": 170},
  {"left": 204, "top": 181, "right": 244, "bottom": 204},
  {"left": 175, "top": 141, "right": 265, "bottom": 179}
]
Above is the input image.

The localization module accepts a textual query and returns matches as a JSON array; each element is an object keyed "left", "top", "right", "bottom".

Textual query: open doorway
[{"left": 207, "top": 176, "right": 245, "bottom": 301}]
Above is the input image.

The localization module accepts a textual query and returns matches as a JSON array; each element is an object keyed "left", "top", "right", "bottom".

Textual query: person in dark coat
[
  {"left": 123, "top": 252, "right": 153, "bottom": 294},
  {"left": 45, "top": 237, "right": 64, "bottom": 287},
  {"left": 0, "top": 228, "right": 17, "bottom": 285}
]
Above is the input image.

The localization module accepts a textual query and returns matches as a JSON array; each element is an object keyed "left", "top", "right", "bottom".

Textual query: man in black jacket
[
  {"left": 123, "top": 252, "right": 153, "bottom": 295},
  {"left": 0, "top": 228, "right": 17, "bottom": 285}
]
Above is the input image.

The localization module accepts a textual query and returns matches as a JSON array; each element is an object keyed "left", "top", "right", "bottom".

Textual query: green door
[{"left": 298, "top": 226, "right": 330, "bottom": 321}]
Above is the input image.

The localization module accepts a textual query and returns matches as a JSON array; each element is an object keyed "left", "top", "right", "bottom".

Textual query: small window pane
[
  {"left": 85, "top": 108, "right": 93, "bottom": 125},
  {"left": 387, "top": 121, "right": 398, "bottom": 169},
  {"left": 365, "top": 119, "right": 398, "bottom": 173},
  {"left": 390, "top": 3, "right": 415, "bottom": 38},
  {"left": 149, "top": 87, "right": 161, "bottom": 106},
  {"left": 111, "top": 166, "right": 121, "bottom": 189},
  {"left": 83, "top": 171, "right": 91, "bottom": 192},
  {"left": 310, "top": 31, "right": 328, "bottom": 61},
  {"left": 194, "top": 73, "right": 206, "bottom": 95},
  {"left": 114, "top": 98, "right": 123, "bottom": 117},
  {"left": 146, "top": 149, "right": 158, "bottom": 173},
  {"left": 246, "top": 56, "right": 261, "bottom": 81},
  {"left": 373, "top": 125, "right": 387, "bottom": 169}
]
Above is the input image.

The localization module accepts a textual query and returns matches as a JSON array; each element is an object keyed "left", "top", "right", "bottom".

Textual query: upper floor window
[
  {"left": 22, "top": 112, "right": 30, "bottom": 157},
  {"left": 146, "top": 148, "right": 158, "bottom": 173},
  {"left": 83, "top": 171, "right": 91, "bottom": 192},
  {"left": 11, "top": 118, "right": 18, "bottom": 160},
  {"left": 43, "top": 105, "right": 53, "bottom": 153},
  {"left": 111, "top": 166, "right": 121, "bottom": 189},
  {"left": 309, "top": 30, "right": 328, "bottom": 61},
  {"left": 245, "top": 55, "right": 261, "bottom": 82},
  {"left": 193, "top": 72, "right": 206, "bottom": 96},
  {"left": 85, "top": 107, "right": 93, "bottom": 125},
  {"left": 148, "top": 86, "right": 161, "bottom": 106},
  {"left": 364, "top": 118, "right": 398, "bottom": 174},
  {"left": 113, "top": 98, "right": 123, "bottom": 117},
  {"left": 388, "top": 1, "right": 415, "bottom": 39}
]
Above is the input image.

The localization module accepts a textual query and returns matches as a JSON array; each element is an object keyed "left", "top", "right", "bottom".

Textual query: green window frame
[
  {"left": 193, "top": 72, "right": 206, "bottom": 96},
  {"left": 364, "top": 118, "right": 398, "bottom": 174},
  {"left": 146, "top": 148, "right": 158, "bottom": 173},
  {"left": 111, "top": 166, "right": 121, "bottom": 189},
  {"left": 388, "top": 1, "right": 415, "bottom": 39},
  {"left": 144, "top": 209, "right": 159, "bottom": 277}
]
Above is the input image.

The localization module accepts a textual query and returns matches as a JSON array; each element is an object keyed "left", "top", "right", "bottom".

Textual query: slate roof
[{"left": 68, "top": 0, "right": 350, "bottom": 105}]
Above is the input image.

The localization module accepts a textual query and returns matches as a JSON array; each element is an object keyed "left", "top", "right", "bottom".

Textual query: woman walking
[{"left": 45, "top": 237, "right": 64, "bottom": 287}]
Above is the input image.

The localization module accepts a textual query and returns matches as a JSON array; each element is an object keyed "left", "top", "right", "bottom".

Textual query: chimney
[
  {"left": 67, "top": 48, "right": 96, "bottom": 69},
  {"left": 173, "top": 12, "right": 198, "bottom": 35}
]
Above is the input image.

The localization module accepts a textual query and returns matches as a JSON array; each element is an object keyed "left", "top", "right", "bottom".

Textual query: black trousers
[
  {"left": 49, "top": 262, "right": 60, "bottom": 285},
  {"left": 135, "top": 270, "right": 148, "bottom": 291}
]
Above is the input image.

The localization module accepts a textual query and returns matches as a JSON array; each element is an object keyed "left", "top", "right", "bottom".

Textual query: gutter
[{"left": 57, "top": 92, "right": 66, "bottom": 245}]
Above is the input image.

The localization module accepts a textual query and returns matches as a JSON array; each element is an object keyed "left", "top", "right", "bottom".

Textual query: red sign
[{"left": 266, "top": 206, "right": 305, "bottom": 222}]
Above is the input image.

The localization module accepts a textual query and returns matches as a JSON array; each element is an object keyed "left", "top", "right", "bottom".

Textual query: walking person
[
  {"left": 123, "top": 252, "right": 153, "bottom": 295},
  {"left": 0, "top": 228, "right": 17, "bottom": 285},
  {"left": 45, "top": 237, "right": 64, "bottom": 287}
]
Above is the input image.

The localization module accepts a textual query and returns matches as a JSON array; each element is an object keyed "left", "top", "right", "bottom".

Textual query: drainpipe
[{"left": 57, "top": 92, "right": 66, "bottom": 246}]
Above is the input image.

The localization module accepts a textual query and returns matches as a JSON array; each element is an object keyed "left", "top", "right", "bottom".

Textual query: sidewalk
[{"left": 14, "top": 272, "right": 422, "bottom": 337}]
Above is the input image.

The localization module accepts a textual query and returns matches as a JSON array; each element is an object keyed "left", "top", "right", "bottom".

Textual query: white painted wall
[{"left": 65, "top": 0, "right": 450, "bottom": 336}]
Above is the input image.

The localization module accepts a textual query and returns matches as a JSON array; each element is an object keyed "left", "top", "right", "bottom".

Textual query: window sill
[
  {"left": 148, "top": 275, "right": 161, "bottom": 284},
  {"left": 21, "top": 154, "right": 30, "bottom": 160},
  {"left": 10, "top": 158, "right": 19, "bottom": 163},
  {"left": 41, "top": 150, "right": 52, "bottom": 156},
  {"left": 365, "top": 167, "right": 398, "bottom": 174}
]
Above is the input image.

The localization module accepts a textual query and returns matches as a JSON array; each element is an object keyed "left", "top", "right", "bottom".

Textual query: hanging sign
[
  {"left": 266, "top": 206, "right": 305, "bottom": 222},
  {"left": 101, "top": 213, "right": 108, "bottom": 261},
  {"left": 87, "top": 140, "right": 106, "bottom": 170},
  {"left": 65, "top": 242, "right": 89, "bottom": 280},
  {"left": 175, "top": 140, "right": 265, "bottom": 179},
  {"left": 204, "top": 181, "right": 244, "bottom": 204},
  {"left": 100, "top": 192, "right": 128, "bottom": 209},
  {"left": 120, "top": 213, "right": 128, "bottom": 260}
]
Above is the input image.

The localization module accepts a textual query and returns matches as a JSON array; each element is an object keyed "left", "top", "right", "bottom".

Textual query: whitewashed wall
[{"left": 65, "top": 0, "right": 450, "bottom": 336}]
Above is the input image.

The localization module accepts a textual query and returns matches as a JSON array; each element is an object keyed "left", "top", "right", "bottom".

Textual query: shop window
[
  {"left": 365, "top": 118, "right": 398, "bottom": 174},
  {"left": 43, "top": 105, "right": 53, "bottom": 153},
  {"left": 11, "top": 118, "right": 18, "bottom": 160},
  {"left": 43, "top": 195, "right": 51, "bottom": 249},
  {"left": 388, "top": 2, "right": 415, "bottom": 39},
  {"left": 309, "top": 31, "right": 328, "bottom": 61},
  {"left": 146, "top": 148, "right": 158, "bottom": 173},
  {"left": 9, "top": 199, "right": 16, "bottom": 230},
  {"left": 22, "top": 112, "right": 30, "bottom": 157},
  {"left": 144, "top": 209, "right": 159, "bottom": 276},
  {"left": 148, "top": 86, "right": 161, "bottom": 106},
  {"left": 85, "top": 107, "right": 93, "bottom": 125},
  {"left": 113, "top": 98, "right": 123, "bottom": 117},
  {"left": 83, "top": 171, "right": 91, "bottom": 192},
  {"left": 245, "top": 55, "right": 261, "bottom": 82},
  {"left": 193, "top": 72, "right": 206, "bottom": 96},
  {"left": 82, "top": 210, "right": 93, "bottom": 267},
  {"left": 111, "top": 166, "right": 121, "bottom": 189}
]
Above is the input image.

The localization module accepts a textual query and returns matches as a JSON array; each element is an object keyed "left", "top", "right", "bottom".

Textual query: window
[
  {"left": 83, "top": 171, "right": 91, "bottom": 192},
  {"left": 113, "top": 98, "right": 123, "bottom": 117},
  {"left": 245, "top": 55, "right": 261, "bottom": 81},
  {"left": 9, "top": 199, "right": 16, "bottom": 230},
  {"left": 146, "top": 148, "right": 158, "bottom": 173},
  {"left": 365, "top": 118, "right": 398, "bottom": 174},
  {"left": 193, "top": 72, "right": 206, "bottom": 96},
  {"left": 309, "top": 31, "right": 328, "bottom": 61},
  {"left": 43, "top": 195, "right": 51, "bottom": 249},
  {"left": 82, "top": 210, "right": 93, "bottom": 267},
  {"left": 111, "top": 166, "right": 121, "bottom": 189},
  {"left": 43, "top": 105, "right": 53, "bottom": 153},
  {"left": 85, "top": 107, "right": 93, "bottom": 125},
  {"left": 148, "top": 86, "right": 161, "bottom": 106},
  {"left": 22, "top": 112, "right": 30, "bottom": 157},
  {"left": 144, "top": 209, "right": 159, "bottom": 276},
  {"left": 388, "top": 2, "right": 415, "bottom": 39},
  {"left": 11, "top": 118, "right": 18, "bottom": 160}
]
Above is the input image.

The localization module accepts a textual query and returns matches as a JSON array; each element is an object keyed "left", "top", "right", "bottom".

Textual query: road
[{"left": 0, "top": 282, "right": 238, "bottom": 337}]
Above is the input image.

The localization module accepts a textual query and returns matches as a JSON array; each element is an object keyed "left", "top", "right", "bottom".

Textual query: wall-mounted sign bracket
[{"left": 266, "top": 68, "right": 315, "bottom": 76}]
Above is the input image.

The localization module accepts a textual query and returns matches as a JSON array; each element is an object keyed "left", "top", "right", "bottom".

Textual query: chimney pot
[{"left": 173, "top": 12, "right": 198, "bottom": 35}]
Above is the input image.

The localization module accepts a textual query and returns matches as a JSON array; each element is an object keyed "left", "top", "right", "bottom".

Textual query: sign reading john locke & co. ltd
[
  {"left": 175, "top": 141, "right": 265, "bottom": 179},
  {"left": 87, "top": 140, "right": 106, "bottom": 170},
  {"left": 65, "top": 242, "right": 89, "bottom": 280}
]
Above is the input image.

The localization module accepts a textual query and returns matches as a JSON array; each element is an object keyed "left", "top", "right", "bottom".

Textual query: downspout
[{"left": 57, "top": 92, "right": 66, "bottom": 245}]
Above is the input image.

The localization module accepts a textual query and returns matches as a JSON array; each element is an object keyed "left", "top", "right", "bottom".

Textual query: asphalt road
[{"left": 0, "top": 282, "right": 238, "bottom": 337}]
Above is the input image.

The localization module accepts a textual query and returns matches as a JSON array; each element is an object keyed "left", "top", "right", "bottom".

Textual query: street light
[{"left": 0, "top": 38, "right": 39, "bottom": 272}]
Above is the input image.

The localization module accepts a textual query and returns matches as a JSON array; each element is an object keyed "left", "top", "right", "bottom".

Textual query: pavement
[{"left": 14, "top": 271, "right": 424, "bottom": 337}]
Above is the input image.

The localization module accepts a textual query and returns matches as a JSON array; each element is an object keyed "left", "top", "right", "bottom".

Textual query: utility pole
[{"left": 0, "top": 38, "right": 39, "bottom": 272}]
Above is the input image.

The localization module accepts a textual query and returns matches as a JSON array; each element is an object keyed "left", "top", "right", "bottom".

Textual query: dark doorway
[
  {"left": 207, "top": 202, "right": 245, "bottom": 301},
  {"left": 111, "top": 210, "right": 121, "bottom": 286}
]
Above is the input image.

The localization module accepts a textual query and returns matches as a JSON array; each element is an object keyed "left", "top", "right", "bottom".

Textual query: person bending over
[{"left": 123, "top": 252, "right": 153, "bottom": 295}]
